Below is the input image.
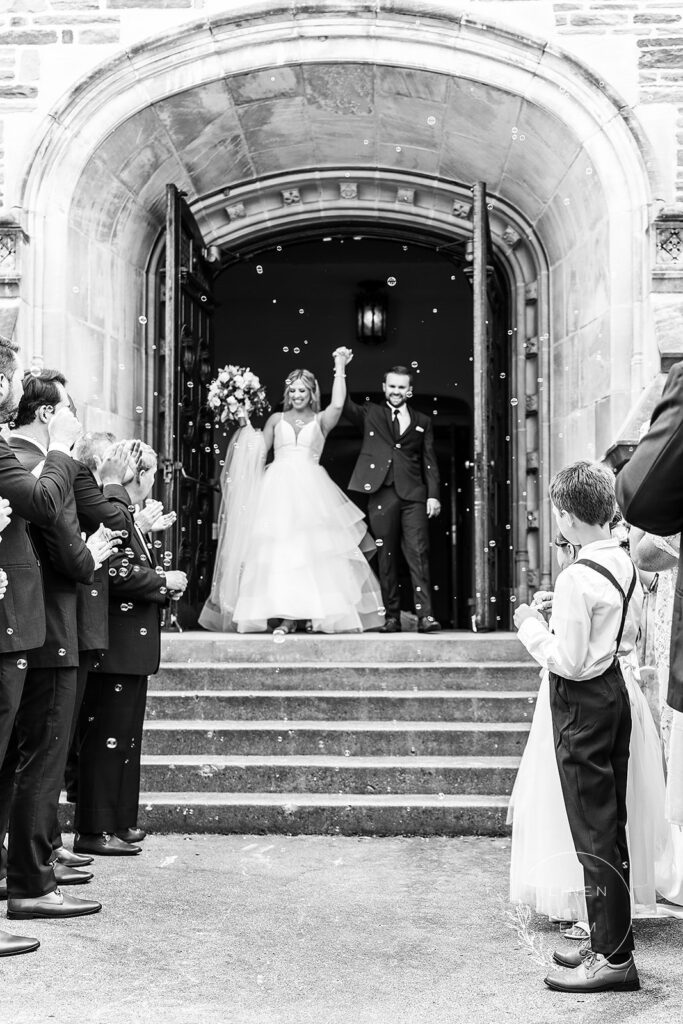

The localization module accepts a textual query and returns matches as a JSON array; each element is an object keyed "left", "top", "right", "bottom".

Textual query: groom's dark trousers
[{"left": 549, "top": 660, "right": 634, "bottom": 957}]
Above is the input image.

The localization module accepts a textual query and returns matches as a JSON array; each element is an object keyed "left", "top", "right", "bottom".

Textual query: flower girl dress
[{"left": 199, "top": 417, "right": 384, "bottom": 633}]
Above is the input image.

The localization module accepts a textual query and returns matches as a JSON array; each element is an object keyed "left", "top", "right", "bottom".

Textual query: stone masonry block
[
  {"left": 634, "top": 13, "right": 682, "bottom": 24},
  {"left": 569, "top": 13, "right": 629, "bottom": 27},
  {"left": 0, "top": 30, "right": 58, "bottom": 44},
  {"left": 77, "top": 27, "right": 121, "bottom": 43},
  {"left": 0, "top": 84, "right": 38, "bottom": 98},
  {"left": 106, "top": 0, "right": 191, "bottom": 7}
]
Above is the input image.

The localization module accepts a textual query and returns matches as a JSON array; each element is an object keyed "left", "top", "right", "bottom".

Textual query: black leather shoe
[
  {"left": 7, "top": 889, "right": 102, "bottom": 920},
  {"left": 379, "top": 617, "right": 401, "bottom": 633},
  {"left": 54, "top": 846, "right": 94, "bottom": 867},
  {"left": 115, "top": 828, "right": 147, "bottom": 844},
  {"left": 545, "top": 952, "right": 640, "bottom": 992},
  {"left": 553, "top": 945, "right": 591, "bottom": 968},
  {"left": 74, "top": 833, "right": 141, "bottom": 856},
  {"left": 417, "top": 616, "right": 441, "bottom": 633},
  {"left": 53, "top": 863, "right": 93, "bottom": 886},
  {"left": 0, "top": 930, "right": 40, "bottom": 957}
]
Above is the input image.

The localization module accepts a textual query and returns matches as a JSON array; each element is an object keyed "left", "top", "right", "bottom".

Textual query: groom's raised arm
[{"left": 342, "top": 394, "right": 367, "bottom": 429}]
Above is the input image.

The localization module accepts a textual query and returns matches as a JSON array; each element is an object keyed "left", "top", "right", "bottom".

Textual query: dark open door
[
  {"left": 469, "top": 182, "right": 511, "bottom": 630},
  {"left": 156, "top": 184, "right": 217, "bottom": 628}
]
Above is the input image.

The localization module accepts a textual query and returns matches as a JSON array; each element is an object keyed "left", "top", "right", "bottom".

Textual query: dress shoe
[
  {"left": 0, "top": 930, "right": 40, "bottom": 957},
  {"left": 53, "top": 863, "right": 93, "bottom": 886},
  {"left": 379, "top": 617, "right": 401, "bottom": 633},
  {"left": 74, "top": 832, "right": 141, "bottom": 856},
  {"left": 54, "top": 846, "right": 94, "bottom": 867},
  {"left": 544, "top": 952, "right": 640, "bottom": 992},
  {"left": 417, "top": 616, "right": 441, "bottom": 633},
  {"left": 115, "top": 828, "right": 147, "bottom": 844},
  {"left": 553, "top": 944, "right": 590, "bottom": 968},
  {"left": 7, "top": 888, "right": 102, "bottom": 920}
]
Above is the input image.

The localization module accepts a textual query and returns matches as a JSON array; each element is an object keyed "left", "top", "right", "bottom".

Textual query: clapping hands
[
  {"left": 85, "top": 524, "right": 125, "bottom": 570},
  {"left": 99, "top": 440, "right": 143, "bottom": 487},
  {"left": 0, "top": 497, "right": 12, "bottom": 534},
  {"left": 0, "top": 568, "right": 7, "bottom": 602},
  {"left": 135, "top": 499, "right": 177, "bottom": 534}
]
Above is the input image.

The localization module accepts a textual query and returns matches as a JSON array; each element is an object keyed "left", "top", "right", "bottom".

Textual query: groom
[{"left": 342, "top": 357, "right": 441, "bottom": 633}]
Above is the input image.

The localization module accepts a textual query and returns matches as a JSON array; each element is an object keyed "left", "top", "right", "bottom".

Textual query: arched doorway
[
  {"left": 152, "top": 226, "right": 514, "bottom": 629},
  {"left": 17, "top": 3, "right": 655, "bottom": 622}
]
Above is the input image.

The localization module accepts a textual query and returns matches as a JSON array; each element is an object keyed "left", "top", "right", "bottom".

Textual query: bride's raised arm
[{"left": 319, "top": 347, "right": 353, "bottom": 435}]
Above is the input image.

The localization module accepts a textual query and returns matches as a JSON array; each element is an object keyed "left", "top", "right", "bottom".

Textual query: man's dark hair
[
  {"left": 13, "top": 368, "right": 67, "bottom": 428},
  {"left": 383, "top": 365, "right": 414, "bottom": 384},
  {"left": 549, "top": 460, "right": 616, "bottom": 527},
  {"left": 0, "top": 337, "right": 19, "bottom": 380}
]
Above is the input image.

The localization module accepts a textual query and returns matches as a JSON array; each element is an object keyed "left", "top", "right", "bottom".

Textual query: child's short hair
[{"left": 549, "top": 460, "right": 615, "bottom": 526}]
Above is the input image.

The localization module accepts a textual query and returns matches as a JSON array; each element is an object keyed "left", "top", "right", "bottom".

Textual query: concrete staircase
[{"left": 118, "top": 632, "right": 538, "bottom": 836}]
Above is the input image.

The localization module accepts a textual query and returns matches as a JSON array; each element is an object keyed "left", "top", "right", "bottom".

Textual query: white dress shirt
[
  {"left": 387, "top": 402, "right": 411, "bottom": 435},
  {"left": 517, "top": 539, "right": 643, "bottom": 681}
]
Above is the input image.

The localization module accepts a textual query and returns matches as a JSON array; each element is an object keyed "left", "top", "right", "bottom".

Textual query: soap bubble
[{"left": 387, "top": 277, "right": 397, "bottom": 287}]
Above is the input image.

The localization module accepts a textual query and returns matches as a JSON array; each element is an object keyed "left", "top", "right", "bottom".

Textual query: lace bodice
[{"left": 274, "top": 415, "right": 324, "bottom": 464}]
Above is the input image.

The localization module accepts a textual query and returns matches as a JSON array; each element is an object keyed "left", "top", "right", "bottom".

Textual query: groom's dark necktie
[{"left": 391, "top": 408, "right": 401, "bottom": 441}]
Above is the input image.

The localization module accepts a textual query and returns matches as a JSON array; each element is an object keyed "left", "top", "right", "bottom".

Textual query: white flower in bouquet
[{"left": 207, "top": 364, "right": 271, "bottom": 426}]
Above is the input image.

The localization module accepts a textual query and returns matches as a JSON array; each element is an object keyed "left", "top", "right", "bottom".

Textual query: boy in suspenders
[{"left": 514, "top": 461, "right": 643, "bottom": 993}]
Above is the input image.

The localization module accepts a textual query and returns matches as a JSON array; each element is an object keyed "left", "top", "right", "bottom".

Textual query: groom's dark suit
[
  {"left": 616, "top": 359, "right": 683, "bottom": 712},
  {"left": 344, "top": 396, "right": 440, "bottom": 620}
]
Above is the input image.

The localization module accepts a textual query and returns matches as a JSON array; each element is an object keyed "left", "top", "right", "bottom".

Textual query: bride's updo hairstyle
[{"left": 283, "top": 369, "right": 321, "bottom": 413}]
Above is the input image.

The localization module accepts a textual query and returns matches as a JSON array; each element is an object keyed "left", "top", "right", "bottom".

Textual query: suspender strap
[{"left": 576, "top": 557, "right": 638, "bottom": 654}]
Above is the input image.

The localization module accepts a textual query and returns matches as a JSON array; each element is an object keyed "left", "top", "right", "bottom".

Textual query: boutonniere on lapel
[{"left": 416, "top": 425, "right": 425, "bottom": 433}]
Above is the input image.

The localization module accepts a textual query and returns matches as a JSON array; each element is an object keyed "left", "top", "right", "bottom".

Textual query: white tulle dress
[
  {"left": 508, "top": 652, "right": 683, "bottom": 921},
  {"left": 199, "top": 416, "right": 385, "bottom": 633}
]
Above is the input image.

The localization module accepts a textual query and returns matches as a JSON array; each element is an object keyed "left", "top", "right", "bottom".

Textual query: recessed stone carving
[
  {"left": 527, "top": 450, "right": 539, "bottom": 472},
  {"left": 226, "top": 203, "right": 246, "bottom": 221},
  {"left": 452, "top": 200, "right": 471, "bottom": 219},
  {"left": 524, "top": 336, "right": 538, "bottom": 357},
  {"left": 396, "top": 187, "right": 415, "bottom": 205},
  {"left": 0, "top": 222, "right": 26, "bottom": 280},
  {"left": 339, "top": 182, "right": 358, "bottom": 200},
  {"left": 503, "top": 225, "right": 520, "bottom": 248},
  {"left": 525, "top": 281, "right": 538, "bottom": 303},
  {"left": 657, "top": 224, "right": 682, "bottom": 265},
  {"left": 526, "top": 509, "right": 539, "bottom": 529},
  {"left": 281, "top": 188, "right": 301, "bottom": 206},
  {"left": 526, "top": 394, "right": 538, "bottom": 414}
]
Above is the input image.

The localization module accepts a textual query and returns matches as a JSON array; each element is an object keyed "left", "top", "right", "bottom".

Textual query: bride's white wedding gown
[
  {"left": 199, "top": 416, "right": 385, "bottom": 633},
  {"left": 508, "top": 652, "right": 683, "bottom": 921}
]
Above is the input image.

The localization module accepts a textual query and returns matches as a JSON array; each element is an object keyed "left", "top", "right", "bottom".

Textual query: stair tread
[
  {"left": 144, "top": 719, "right": 531, "bottom": 731},
  {"left": 136, "top": 791, "right": 510, "bottom": 807},
  {"left": 158, "top": 661, "right": 536, "bottom": 669},
  {"left": 139, "top": 753, "right": 521, "bottom": 767},
  {"left": 147, "top": 689, "right": 537, "bottom": 698}
]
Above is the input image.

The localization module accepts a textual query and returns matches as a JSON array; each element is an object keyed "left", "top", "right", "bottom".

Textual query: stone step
[
  {"left": 137, "top": 753, "right": 520, "bottom": 795},
  {"left": 142, "top": 720, "right": 529, "bottom": 756},
  {"left": 145, "top": 690, "right": 537, "bottom": 722},
  {"left": 154, "top": 662, "right": 538, "bottom": 692},
  {"left": 62, "top": 792, "right": 510, "bottom": 837},
  {"left": 161, "top": 631, "right": 530, "bottom": 665}
]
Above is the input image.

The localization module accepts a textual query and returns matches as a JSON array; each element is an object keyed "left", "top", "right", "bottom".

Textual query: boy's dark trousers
[{"left": 549, "top": 660, "right": 634, "bottom": 957}]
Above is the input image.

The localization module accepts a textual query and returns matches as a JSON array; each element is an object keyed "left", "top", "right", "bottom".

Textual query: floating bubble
[
  {"left": 510, "top": 595, "right": 517, "bottom": 603},
  {"left": 273, "top": 633, "right": 286, "bottom": 645},
  {"left": 138, "top": 315, "right": 147, "bottom": 325},
  {"left": 58, "top": 648, "right": 66, "bottom": 656},
  {"left": 387, "top": 277, "right": 397, "bottom": 287},
  {"left": 135, "top": 406, "right": 143, "bottom": 414},
  {"left": 298, "top": 308, "right": 304, "bottom": 315},
  {"left": 106, "top": 738, "right": 117, "bottom": 749},
  {"left": 432, "top": 308, "right": 438, "bottom": 314},
  {"left": 427, "top": 115, "right": 436, "bottom": 126},
  {"left": 376, "top": 539, "right": 384, "bottom": 547},
  {"left": 510, "top": 398, "right": 519, "bottom": 407},
  {"left": 114, "top": 683, "right": 123, "bottom": 693},
  {"left": 499, "top": 373, "right": 506, "bottom": 380},
  {"left": 283, "top": 346, "right": 289, "bottom": 353},
  {"left": 256, "top": 265, "right": 263, "bottom": 274},
  {"left": 72, "top": 286, "right": 80, "bottom": 294},
  {"left": 293, "top": 347, "right": 300, "bottom": 354},
  {"left": 140, "top": 627, "right": 147, "bottom": 636},
  {"left": 395, "top": 145, "right": 402, "bottom": 152},
  {"left": 16, "top": 658, "right": 27, "bottom": 670}
]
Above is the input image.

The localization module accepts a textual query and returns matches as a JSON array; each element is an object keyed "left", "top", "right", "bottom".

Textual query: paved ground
[{"left": 1, "top": 834, "right": 681, "bottom": 1024}]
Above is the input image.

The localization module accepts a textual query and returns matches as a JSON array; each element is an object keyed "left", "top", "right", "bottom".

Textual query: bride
[{"left": 199, "top": 347, "right": 385, "bottom": 634}]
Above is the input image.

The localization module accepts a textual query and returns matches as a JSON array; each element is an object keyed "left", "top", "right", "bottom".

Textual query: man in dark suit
[
  {"left": 0, "top": 339, "right": 83, "bottom": 951},
  {"left": 0, "top": 369, "right": 112, "bottom": 921},
  {"left": 616, "top": 359, "right": 683, "bottom": 714},
  {"left": 75, "top": 443, "right": 187, "bottom": 855},
  {"left": 343, "top": 358, "right": 441, "bottom": 633}
]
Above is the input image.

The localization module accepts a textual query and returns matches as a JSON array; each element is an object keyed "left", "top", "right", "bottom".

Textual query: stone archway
[{"left": 17, "top": 1, "right": 655, "bottom": 597}]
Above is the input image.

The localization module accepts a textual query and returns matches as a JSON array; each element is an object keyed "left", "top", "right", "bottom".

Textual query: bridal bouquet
[{"left": 207, "top": 365, "right": 270, "bottom": 425}]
